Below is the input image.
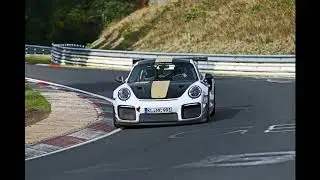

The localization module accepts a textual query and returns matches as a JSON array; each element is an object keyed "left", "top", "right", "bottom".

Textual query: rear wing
[
  {"left": 174, "top": 56, "right": 209, "bottom": 67},
  {"left": 178, "top": 56, "right": 208, "bottom": 62},
  {"left": 132, "top": 58, "right": 148, "bottom": 65},
  {"left": 132, "top": 56, "right": 208, "bottom": 65}
]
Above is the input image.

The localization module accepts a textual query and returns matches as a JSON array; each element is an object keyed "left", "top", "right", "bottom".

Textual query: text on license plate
[{"left": 145, "top": 107, "right": 172, "bottom": 114}]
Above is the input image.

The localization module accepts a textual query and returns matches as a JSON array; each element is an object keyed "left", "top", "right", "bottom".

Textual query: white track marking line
[
  {"left": 25, "top": 128, "right": 122, "bottom": 161},
  {"left": 222, "top": 129, "right": 248, "bottom": 135},
  {"left": 35, "top": 64, "right": 49, "bottom": 67},
  {"left": 174, "top": 151, "right": 295, "bottom": 168},
  {"left": 69, "top": 128, "right": 106, "bottom": 140},
  {"left": 266, "top": 79, "right": 294, "bottom": 83},
  {"left": 168, "top": 126, "right": 253, "bottom": 139},
  {"left": 25, "top": 77, "right": 114, "bottom": 103},
  {"left": 25, "top": 77, "right": 121, "bottom": 161},
  {"left": 264, "top": 124, "right": 295, "bottom": 133}
]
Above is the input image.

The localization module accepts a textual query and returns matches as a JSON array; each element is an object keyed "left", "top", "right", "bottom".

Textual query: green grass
[
  {"left": 25, "top": 55, "right": 51, "bottom": 64},
  {"left": 25, "top": 85, "right": 51, "bottom": 112},
  {"left": 91, "top": 0, "right": 295, "bottom": 54}
]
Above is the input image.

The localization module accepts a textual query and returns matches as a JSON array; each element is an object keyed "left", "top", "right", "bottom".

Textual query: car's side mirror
[
  {"left": 204, "top": 73, "right": 213, "bottom": 80},
  {"left": 115, "top": 76, "right": 125, "bottom": 83}
]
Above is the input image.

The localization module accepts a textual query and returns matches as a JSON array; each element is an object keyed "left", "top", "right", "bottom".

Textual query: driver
[
  {"left": 172, "top": 65, "right": 187, "bottom": 80},
  {"left": 140, "top": 66, "right": 155, "bottom": 81}
]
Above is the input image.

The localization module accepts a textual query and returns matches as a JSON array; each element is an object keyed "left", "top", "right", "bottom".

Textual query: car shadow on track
[
  {"left": 123, "top": 104, "right": 252, "bottom": 129},
  {"left": 211, "top": 104, "right": 252, "bottom": 123}
]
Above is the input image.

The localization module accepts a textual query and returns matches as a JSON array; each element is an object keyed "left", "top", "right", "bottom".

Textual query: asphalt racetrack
[{"left": 25, "top": 64, "right": 295, "bottom": 180}]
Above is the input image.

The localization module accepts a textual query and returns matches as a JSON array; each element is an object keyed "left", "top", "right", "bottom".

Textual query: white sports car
[{"left": 112, "top": 56, "right": 215, "bottom": 127}]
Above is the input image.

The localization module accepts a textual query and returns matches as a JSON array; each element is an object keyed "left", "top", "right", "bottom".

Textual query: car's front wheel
[
  {"left": 211, "top": 85, "right": 216, "bottom": 117},
  {"left": 204, "top": 92, "right": 211, "bottom": 122},
  {"left": 205, "top": 85, "right": 216, "bottom": 122}
]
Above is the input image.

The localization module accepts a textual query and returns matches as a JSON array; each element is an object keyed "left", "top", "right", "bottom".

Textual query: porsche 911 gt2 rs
[{"left": 112, "top": 56, "right": 215, "bottom": 127}]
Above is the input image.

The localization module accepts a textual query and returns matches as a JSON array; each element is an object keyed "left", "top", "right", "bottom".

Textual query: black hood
[{"left": 128, "top": 81, "right": 195, "bottom": 99}]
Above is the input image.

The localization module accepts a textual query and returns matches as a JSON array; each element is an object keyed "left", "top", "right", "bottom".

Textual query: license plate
[{"left": 144, "top": 107, "right": 173, "bottom": 114}]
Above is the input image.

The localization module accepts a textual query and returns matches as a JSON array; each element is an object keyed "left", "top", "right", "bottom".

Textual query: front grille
[
  {"left": 139, "top": 113, "right": 178, "bottom": 123},
  {"left": 182, "top": 103, "right": 201, "bottom": 119},
  {"left": 118, "top": 106, "right": 136, "bottom": 120}
]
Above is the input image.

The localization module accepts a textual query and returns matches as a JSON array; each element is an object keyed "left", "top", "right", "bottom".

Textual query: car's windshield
[{"left": 127, "top": 62, "right": 198, "bottom": 83}]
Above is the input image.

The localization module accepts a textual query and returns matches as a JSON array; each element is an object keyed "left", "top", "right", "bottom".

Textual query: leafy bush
[
  {"left": 25, "top": 55, "right": 51, "bottom": 64},
  {"left": 25, "top": 0, "right": 137, "bottom": 46}
]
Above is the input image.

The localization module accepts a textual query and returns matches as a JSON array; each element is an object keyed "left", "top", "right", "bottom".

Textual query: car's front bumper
[
  {"left": 114, "top": 110, "right": 207, "bottom": 126},
  {"left": 113, "top": 97, "right": 209, "bottom": 126}
]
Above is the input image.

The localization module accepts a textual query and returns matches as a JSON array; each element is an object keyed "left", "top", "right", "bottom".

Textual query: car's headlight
[
  {"left": 188, "top": 85, "right": 202, "bottom": 98},
  {"left": 118, "top": 88, "right": 131, "bottom": 101}
]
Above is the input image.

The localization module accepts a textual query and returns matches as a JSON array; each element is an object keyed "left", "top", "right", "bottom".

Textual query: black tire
[
  {"left": 204, "top": 90, "right": 211, "bottom": 122},
  {"left": 211, "top": 85, "right": 216, "bottom": 117}
]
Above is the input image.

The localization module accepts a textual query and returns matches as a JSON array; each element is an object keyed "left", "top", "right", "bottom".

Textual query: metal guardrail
[
  {"left": 26, "top": 44, "right": 296, "bottom": 77},
  {"left": 25, "top": 44, "right": 85, "bottom": 55},
  {"left": 25, "top": 45, "right": 51, "bottom": 55}
]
